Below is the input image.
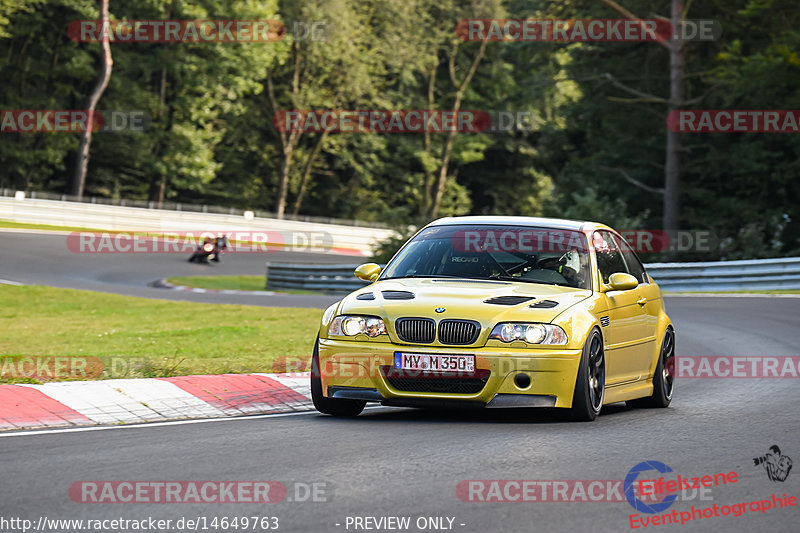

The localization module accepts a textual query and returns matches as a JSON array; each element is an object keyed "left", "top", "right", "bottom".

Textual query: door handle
[{"left": 637, "top": 297, "right": 647, "bottom": 306}]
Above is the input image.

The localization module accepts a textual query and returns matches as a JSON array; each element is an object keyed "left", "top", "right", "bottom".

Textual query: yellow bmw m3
[{"left": 311, "top": 216, "right": 675, "bottom": 421}]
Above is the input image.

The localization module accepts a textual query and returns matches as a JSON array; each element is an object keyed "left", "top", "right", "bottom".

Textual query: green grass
[
  {"left": 0, "top": 219, "right": 108, "bottom": 233},
  {"left": 0, "top": 285, "right": 321, "bottom": 383},
  {"left": 167, "top": 275, "right": 267, "bottom": 291},
  {"left": 168, "top": 275, "right": 322, "bottom": 295}
]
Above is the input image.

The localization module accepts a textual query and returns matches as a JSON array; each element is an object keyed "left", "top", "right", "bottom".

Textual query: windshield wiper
[
  {"left": 381, "top": 274, "right": 463, "bottom": 280},
  {"left": 485, "top": 276, "right": 572, "bottom": 287}
]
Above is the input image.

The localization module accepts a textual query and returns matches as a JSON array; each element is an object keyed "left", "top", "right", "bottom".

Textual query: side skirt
[{"left": 603, "top": 379, "right": 653, "bottom": 405}]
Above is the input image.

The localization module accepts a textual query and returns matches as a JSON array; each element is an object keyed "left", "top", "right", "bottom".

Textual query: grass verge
[
  {"left": 166, "top": 275, "right": 322, "bottom": 295},
  {"left": 167, "top": 275, "right": 267, "bottom": 292},
  {"left": 0, "top": 285, "right": 321, "bottom": 383},
  {"left": 0, "top": 219, "right": 107, "bottom": 233}
]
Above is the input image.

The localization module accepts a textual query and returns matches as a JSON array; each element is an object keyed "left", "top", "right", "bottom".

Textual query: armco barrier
[
  {"left": 265, "top": 258, "right": 800, "bottom": 293},
  {"left": 266, "top": 263, "right": 372, "bottom": 293},
  {"left": 645, "top": 257, "right": 800, "bottom": 292},
  {"left": 0, "top": 196, "right": 395, "bottom": 256}
]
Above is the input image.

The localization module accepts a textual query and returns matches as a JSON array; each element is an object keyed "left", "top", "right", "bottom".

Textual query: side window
[
  {"left": 593, "top": 231, "right": 627, "bottom": 284},
  {"left": 615, "top": 234, "right": 648, "bottom": 284}
]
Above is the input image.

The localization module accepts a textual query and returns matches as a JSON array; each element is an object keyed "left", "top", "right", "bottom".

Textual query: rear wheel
[
  {"left": 627, "top": 327, "right": 675, "bottom": 408},
  {"left": 310, "top": 338, "right": 365, "bottom": 417},
  {"left": 569, "top": 329, "right": 605, "bottom": 421}
]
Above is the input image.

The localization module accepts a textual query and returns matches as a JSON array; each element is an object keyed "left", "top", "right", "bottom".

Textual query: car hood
[{"left": 338, "top": 278, "right": 592, "bottom": 324}]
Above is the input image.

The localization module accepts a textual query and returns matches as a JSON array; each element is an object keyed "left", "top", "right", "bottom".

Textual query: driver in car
[{"left": 537, "top": 253, "right": 582, "bottom": 287}]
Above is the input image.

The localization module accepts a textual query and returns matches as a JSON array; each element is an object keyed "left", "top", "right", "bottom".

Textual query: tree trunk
[
  {"left": 70, "top": 0, "right": 113, "bottom": 199},
  {"left": 600, "top": 0, "right": 684, "bottom": 233},
  {"left": 428, "top": 40, "right": 487, "bottom": 219},
  {"left": 663, "top": 0, "right": 684, "bottom": 233},
  {"left": 429, "top": 129, "right": 458, "bottom": 219},
  {"left": 292, "top": 129, "right": 329, "bottom": 217},
  {"left": 156, "top": 175, "right": 167, "bottom": 208},
  {"left": 274, "top": 121, "right": 302, "bottom": 218},
  {"left": 420, "top": 61, "right": 437, "bottom": 216},
  {"left": 267, "top": 42, "right": 303, "bottom": 219},
  {"left": 276, "top": 144, "right": 294, "bottom": 218}
]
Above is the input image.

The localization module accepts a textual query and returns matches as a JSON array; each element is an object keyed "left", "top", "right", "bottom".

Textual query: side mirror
[
  {"left": 354, "top": 263, "right": 382, "bottom": 282},
  {"left": 606, "top": 272, "right": 639, "bottom": 291}
]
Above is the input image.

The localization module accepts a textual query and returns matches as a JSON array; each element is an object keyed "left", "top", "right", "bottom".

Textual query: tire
[
  {"left": 627, "top": 327, "right": 675, "bottom": 409},
  {"left": 569, "top": 328, "right": 605, "bottom": 421},
  {"left": 310, "top": 338, "right": 366, "bottom": 417}
]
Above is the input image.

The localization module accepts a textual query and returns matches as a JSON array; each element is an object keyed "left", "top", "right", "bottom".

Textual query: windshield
[{"left": 381, "top": 225, "right": 592, "bottom": 290}]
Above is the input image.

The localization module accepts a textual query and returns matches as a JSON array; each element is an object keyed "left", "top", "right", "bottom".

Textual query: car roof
[{"left": 427, "top": 215, "right": 611, "bottom": 232}]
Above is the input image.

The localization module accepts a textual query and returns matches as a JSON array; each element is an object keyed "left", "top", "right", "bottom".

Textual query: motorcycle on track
[{"left": 188, "top": 236, "right": 228, "bottom": 264}]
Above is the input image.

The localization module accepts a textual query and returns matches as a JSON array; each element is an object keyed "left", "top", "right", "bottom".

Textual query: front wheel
[
  {"left": 569, "top": 329, "right": 605, "bottom": 421},
  {"left": 627, "top": 327, "right": 675, "bottom": 409},
  {"left": 310, "top": 339, "right": 365, "bottom": 417}
]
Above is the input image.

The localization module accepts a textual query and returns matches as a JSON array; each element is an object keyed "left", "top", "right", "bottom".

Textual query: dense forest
[{"left": 1, "top": 0, "right": 799, "bottom": 260}]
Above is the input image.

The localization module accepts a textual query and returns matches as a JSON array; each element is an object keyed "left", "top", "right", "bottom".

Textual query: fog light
[{"left": 514, "top": 373, "right": 531, "bottom": 389}]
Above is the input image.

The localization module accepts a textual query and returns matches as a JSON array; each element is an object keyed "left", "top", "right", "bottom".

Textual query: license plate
[{"left": 394, "top": 352, "right": 475, "bottom": 372}]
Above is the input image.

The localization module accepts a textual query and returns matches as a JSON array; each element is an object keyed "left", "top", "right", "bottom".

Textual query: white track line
[{"left": 0, "top": 405, "right": 391, "bottom": 438}]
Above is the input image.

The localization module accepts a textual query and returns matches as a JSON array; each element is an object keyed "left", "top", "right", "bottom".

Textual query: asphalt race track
[
  {"left": 1, "top": 230, "right": 799, "bottom": 532},
  {"left": 0, "top": 230, "right": 352, "bottom": 308}
]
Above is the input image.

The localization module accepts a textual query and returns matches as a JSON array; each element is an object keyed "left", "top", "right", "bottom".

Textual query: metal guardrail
[
  {"left": 266, "top": 263, "right": 372, "bottom": 293},
  {"left": 265, "top": 258, "right": 800, "bottom": 293},
  {"left": 645, "top": 257, "right": 800, "bottom": 292}
]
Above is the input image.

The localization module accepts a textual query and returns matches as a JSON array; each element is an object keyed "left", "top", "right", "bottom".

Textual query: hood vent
[
  {"left": 382, "top": 290, "right": 415, "bottom": 300},
  {"left": 355, "top": 292, "right": 375, "bottom": 300},
  {"left": 529, "top": 300, "right": 559, "bottom": 309},
  {"left": 484, "top": 296, "right": 535, "bottom": 306}
]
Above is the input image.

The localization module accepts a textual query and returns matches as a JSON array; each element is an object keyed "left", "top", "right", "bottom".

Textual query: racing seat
[{"left": 438, "top": 252, "right": 493, "bottom": 278}]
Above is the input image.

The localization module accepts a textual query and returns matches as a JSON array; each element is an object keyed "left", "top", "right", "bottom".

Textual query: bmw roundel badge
[{"left": 435, "top": 307, "right": 446, "bottom": 313}]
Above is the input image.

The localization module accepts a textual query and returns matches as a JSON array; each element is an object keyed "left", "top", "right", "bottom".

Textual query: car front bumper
[{"left": 318, "top": 338, "right": 583, "bottom": 408}]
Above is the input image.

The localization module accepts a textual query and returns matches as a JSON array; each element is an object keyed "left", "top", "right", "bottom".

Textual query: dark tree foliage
[{"left": 1, "top": 0, "right": 797, "bottom": 259}]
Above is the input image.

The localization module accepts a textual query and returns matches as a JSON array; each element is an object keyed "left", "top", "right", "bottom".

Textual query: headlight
[
  {"left": 330, "top": 315, "right": 387, "bottom": 338},
  {"left": 203, "top": 243, "right": 214, "bottom": 252},
  {"left": 489, "top": 323, "right": 567, "bottom": 345}
]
